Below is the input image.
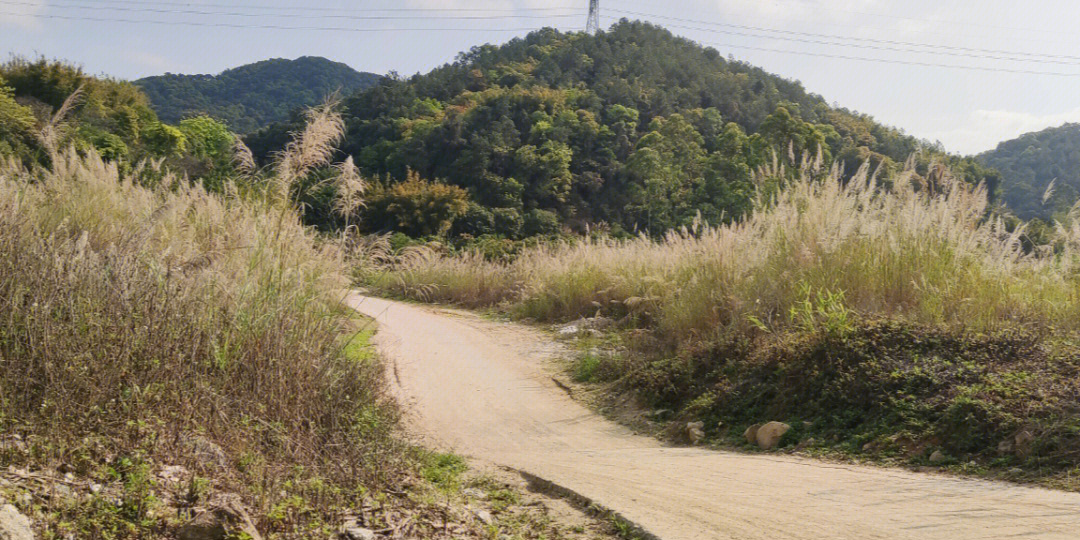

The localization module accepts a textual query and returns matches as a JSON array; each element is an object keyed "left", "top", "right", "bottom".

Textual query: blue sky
[{"left": 4, "top": 0, "right": 1080, "bottom": 154}]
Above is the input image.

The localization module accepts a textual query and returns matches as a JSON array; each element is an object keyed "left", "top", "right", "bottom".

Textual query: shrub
[{"left": 364, "top": 171, "right": 469, "bottom": 237}]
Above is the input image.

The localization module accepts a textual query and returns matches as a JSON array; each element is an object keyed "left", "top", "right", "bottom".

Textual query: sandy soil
[{"left": 348, "top": 294, "right": 1080, "bottom": 540}]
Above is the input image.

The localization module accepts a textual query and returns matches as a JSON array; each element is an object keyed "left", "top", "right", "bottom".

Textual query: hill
[
  {"left": 248, "top": 21, "right": 999, "bottom": 238},
  {"left": 136, "top": 56, "right": 382, "bottom": 133},
  {"left": 978, "top": 123, "right": 1080, "bottom": 220}
]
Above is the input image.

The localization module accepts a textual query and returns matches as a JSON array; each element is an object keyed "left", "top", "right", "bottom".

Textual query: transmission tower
[{"left": 586, "top": 0, "right": 600, "bottom": 34}]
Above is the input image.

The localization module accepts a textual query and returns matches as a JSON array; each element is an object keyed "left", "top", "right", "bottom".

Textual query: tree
[{"left": 364, "top": 171, "right": 470, "bottom": 237}]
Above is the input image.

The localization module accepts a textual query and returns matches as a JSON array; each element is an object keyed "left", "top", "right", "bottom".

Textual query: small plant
[
  {"left": 788, "top": 282, "right": 854, "bottom": 337},
  {"left": 573, "top": 353, "right": 603, "bottom": 383},
  {"left": 420, "top": 452, "right": 467, "bottom": 490}
]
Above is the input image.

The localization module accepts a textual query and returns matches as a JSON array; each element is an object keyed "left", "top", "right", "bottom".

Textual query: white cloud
[
  {"left": 929, "top": 108, "right": 1080, "bottom": 155},
  {"left": 0, "top": 0, "right": 44, "bottom": 30}
]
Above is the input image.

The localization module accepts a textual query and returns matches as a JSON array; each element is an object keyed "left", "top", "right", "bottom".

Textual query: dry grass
[
  {"left": 0, "top": 106, "right": 405, "bottom": 535},
  {"left": 370, "top": 159, "right": 1080, "bottom": 345}
]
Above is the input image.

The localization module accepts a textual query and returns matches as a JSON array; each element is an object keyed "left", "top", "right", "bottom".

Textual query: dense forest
[
  {"left": 0, "top": 58, "right": 242, "bottom": 189},
  {"left": 978, "top": 123, "right": 1080, "bottom": 220},
  {"left": 136, "top": 56, "right": 381, "bottom": 133},
  {"left": 248, "top": 21, "right": 1000, "bottom": 238}
]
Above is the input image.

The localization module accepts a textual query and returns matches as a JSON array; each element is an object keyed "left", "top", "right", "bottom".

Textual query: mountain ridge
[{"left": 136, "top": 56, "right": 381, "bottom": 133}]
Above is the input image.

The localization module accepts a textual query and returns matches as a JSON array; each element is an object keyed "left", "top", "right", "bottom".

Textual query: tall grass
[
  {"left": 0, "top": 107, "right": 402, "bottom": 529},
  {"left": 371, "top": 160, "right": 1080, "bottom": 345}
]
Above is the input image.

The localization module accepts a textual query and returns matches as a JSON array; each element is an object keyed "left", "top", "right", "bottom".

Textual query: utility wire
[
  {"left": 607, "top": 8, "right": 1080, "bottom": 63},
  {"left": 682, "top": 36, "right": 1080, "bottom": 77},
  {"left": 22, "top": 0, "right": 582, "bottom": 14},
  {"left": 0, "top": 0, "right": 583, "bottom": 20},
  {"left": 0, "top": 10, "right": 556, "bottom": 32},
  {"left": 630, "top": 18, "right": 1080, "bottom": 66}
]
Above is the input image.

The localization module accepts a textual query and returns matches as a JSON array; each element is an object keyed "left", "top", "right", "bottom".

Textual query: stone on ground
[
  {"left": 0, "top": 503, "right": 33, "bottom": 540},
  {"left": 755, "top": 422, "right": 791, "bottom": 450}
]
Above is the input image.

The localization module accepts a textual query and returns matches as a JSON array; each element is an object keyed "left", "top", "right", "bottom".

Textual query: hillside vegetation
[
  {"left": 137, "top": 57, "right": 381, "bottom": 133},
  {"left": 369, "top": 158, "right": 1080, "bottom": 489},
  {"left": 250, "top": 21, "right": 999, "bottom": 240},
  {"left": 979, "top": 123, "right": 1080, "bottom": 220}
]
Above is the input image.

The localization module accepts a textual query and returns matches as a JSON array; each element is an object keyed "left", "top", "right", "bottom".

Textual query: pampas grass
[
  {"left": 0, "top": 105, "right": 403, "bottom": 528},
  {"left": 370, "top": 159, "right": 1080, "bottom": 344}
]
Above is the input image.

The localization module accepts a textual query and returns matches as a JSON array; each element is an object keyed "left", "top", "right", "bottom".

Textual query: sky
[{"left": 3, "top": 0, "right": 1080, "bottom": 155}]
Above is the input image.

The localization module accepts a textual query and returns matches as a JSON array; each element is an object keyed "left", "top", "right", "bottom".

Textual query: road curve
[{"left": 348, "top": 294, "right": 1080, "bottom": 540}]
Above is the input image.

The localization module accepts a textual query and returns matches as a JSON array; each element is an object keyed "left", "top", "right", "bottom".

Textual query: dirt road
[{"left": 349, "top": 294, "right": 1080, "bottom": 539}]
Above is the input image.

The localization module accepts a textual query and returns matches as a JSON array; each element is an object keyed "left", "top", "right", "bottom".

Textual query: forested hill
[
  {"left": 136, "top": 56, "right": 381, "bottom": 133},
  {"left": 978, "top": 123, "right": 1080, "bottom": 220},
  {"left": 247, "top": 21, "right": 999, "bottom": 238}
]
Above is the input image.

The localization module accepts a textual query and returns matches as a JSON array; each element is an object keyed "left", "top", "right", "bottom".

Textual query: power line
[
  {"left": 686, "top": 37, "right": 1080, "bottom": 77},
  {"left": 624, "top": 18, "right": 1080, "bottom": 67},
  {"left": 607, "top": 8, "right": 1080, "bottom": 63},
  {"left": 0, "top": 10, "right": 559, "bottom": 32},
  {"left": 0, "top": 0, "right": 583, "bottom": 21},
  {"left": 27, "top": 0, "right": 582, "bottom": 14}
]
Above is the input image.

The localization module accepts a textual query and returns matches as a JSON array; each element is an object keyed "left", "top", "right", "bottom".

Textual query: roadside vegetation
[
  {"left": 367, "top": 156, "right": 1080, "bottom": 489},
  {"left": 0, "top": 63, "right": 621, "bottom": 538}
]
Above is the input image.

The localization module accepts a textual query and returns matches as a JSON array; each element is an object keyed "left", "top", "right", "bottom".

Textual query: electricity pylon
[{"left": 586, "top": 0, "right": 600, "bottom": 34}]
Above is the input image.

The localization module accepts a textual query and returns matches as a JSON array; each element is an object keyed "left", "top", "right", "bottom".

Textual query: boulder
[
  {"left": 755, "top": 422, "right": 791, "bottom": 450},
  {"left": 342, "top": 525, "right": 375, "bottom": 540},
  {"left": 0, "top": 503, "right": 33, "bottom": 540},
  {"left": 743, "top": 424, "right": 761, "bottom": 445},
  {"left": 929, "top": 450, "right": 945, "bottom": 463},
  {"left": 177, "top": 494, "right": 261, "bottom": 540},
  {"left": 686, "top": 422, "right": 705, "bottom": 445},
  {"left": 997, "top": 438, "right": 1014, "bottom": 455},
  {"left": 1014, "top": 431, "right": 1035, "bottom": 456},
  {"left": 472, "top": 508, "right": 494, "bottom": 526},
  {"left": 184, "top": 436, "right": 228, "bottom": 469}
]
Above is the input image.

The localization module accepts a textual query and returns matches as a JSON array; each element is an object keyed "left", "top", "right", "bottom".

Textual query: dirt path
[{"left": 348, "top": 294, "right": 1080, "bottom": 540}]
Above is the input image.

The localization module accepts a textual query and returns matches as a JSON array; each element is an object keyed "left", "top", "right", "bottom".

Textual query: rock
[
  {"left": 473, "top": 509, "right": 494, "bottom": 526},
  {"left": 755, "top": 422, "right": 791, "bottom": 450},
  {"left": 177, "top": 494, "right": 261, "bottom": 540},
  {"left": 929, "top": 450, "right": 945, "bottom": 463},
  {"left": 158, "top": 465, "right": 190, "bottom": 485},
  {"left": 647, "top": 409, "right": 673, "bottom": 421},
  {"left": 342, "top": 525, "right": 375, "bottom": 540},
  {"left": 1014, "top": 431, "right": 1035, "bottom": 456},
  {"left": 578, "top": 317, "right": 614, "bottom": 330},
  {"left": 556, "top": 324, "right": 580, "bottom": 336},
  {"left": 0, "top": 436, "right": 26, "bottom": 454},
  {"left": 89, "top": 483, "right": 102, "bottom": 495},
  {"left": 50, "top": 484, "right": 74, "bottom": 503},
  {"left": 743, "top": 424, "right": 761, "bottom": 445},
  {"left": 862, "top": 442, "right": 874, "bottom": 452},
  {"left": 686, "top": 421, "right": 705, "bottom": 445},
  {"left": 185, "top": 436, "right": 228, "bottom": 469},
  {"left": 462, "top": 488, "right": 487, "bottom": 500},
  {"left": 0, "top": 503, "right": 33, "bottom": 540},
  {"left": 997, "top": 439, "right": 1014, "bottom": 455}
]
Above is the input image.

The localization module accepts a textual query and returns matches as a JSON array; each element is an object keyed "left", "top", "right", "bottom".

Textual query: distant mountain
[
  {"left": 136, "top": 56, "right": 381, "bottom": 134},
  {"left": 978, "top": 123, "right": 1080, "bottom": 220}
]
